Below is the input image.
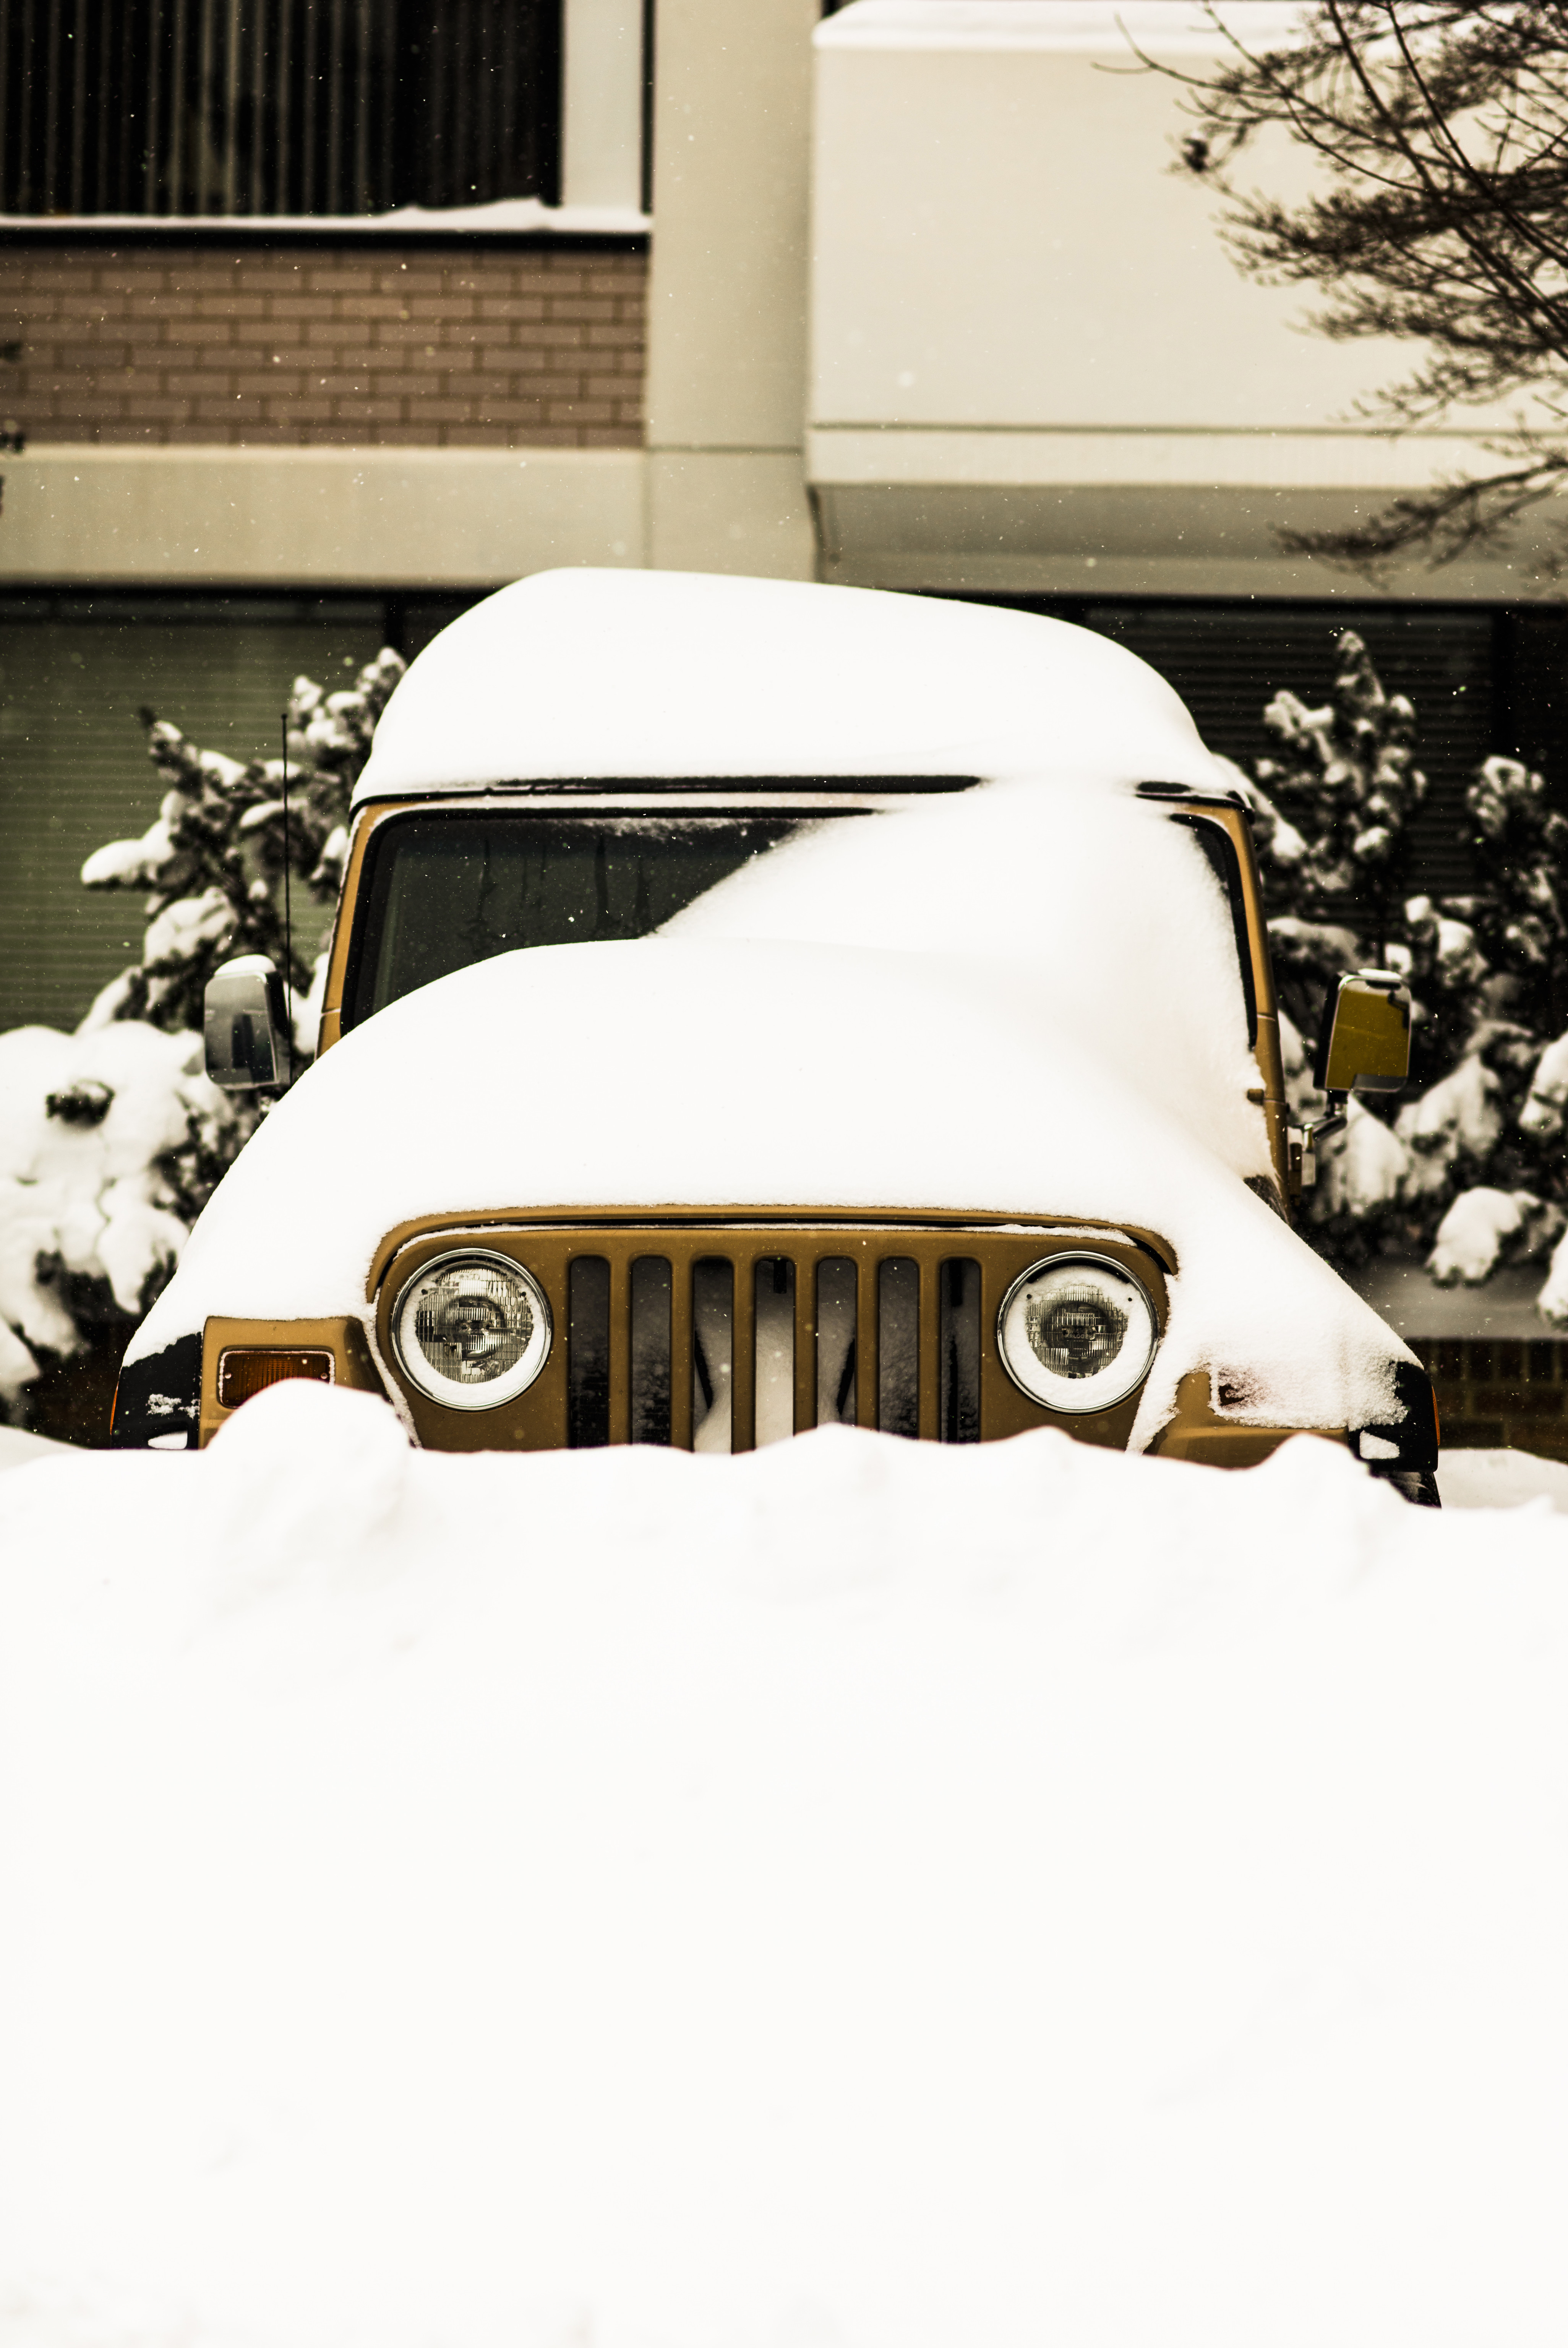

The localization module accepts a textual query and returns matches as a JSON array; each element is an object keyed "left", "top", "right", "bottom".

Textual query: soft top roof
[{"left": 353, "top": 568, "right": 1226, "bottom": 804}]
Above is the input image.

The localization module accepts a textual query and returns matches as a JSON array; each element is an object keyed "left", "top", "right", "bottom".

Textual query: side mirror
[
  {"left": 204, "top": 955, "right": 291, "bottom": 1092},
  {"left": 1313, "top": 968, "right": 1412, "bottom": 1097},
  {"left": 1291, "top": 969, "right": 1412, "bottom": 1192}
]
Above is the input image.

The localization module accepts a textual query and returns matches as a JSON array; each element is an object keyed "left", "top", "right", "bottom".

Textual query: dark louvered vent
[
  {"left": 1081, "top": 603, "right": 1496, "bottom": 900},
  {"left": 0, "top": 0, "right": 562, "bottom": 217}
]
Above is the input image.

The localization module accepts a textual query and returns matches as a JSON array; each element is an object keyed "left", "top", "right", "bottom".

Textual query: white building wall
[{"left": 808, "top": 0, "right": 1544, "bottom": 600}]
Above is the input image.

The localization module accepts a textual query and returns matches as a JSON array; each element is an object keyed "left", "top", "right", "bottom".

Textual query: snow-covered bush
[
  {"left": 84, "top": 648, "right": 405, "bottom": 1045},
  {"left": 1242, "top": 630, "right": 1568, "bottom": 1317},
  {"left": 0, "top": 647, "right": 404, "bottom": 1434},
  {"left": 1247, "top": 629, "right": 1427, "bottom": 966},
  {"left": 0, "top": 1022, "right": 248, "bottom": 1422}
]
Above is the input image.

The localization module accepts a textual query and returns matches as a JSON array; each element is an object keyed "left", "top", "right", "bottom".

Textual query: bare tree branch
[{"left": 1149, "top": 3, "right": 1568, "bottom": 575}]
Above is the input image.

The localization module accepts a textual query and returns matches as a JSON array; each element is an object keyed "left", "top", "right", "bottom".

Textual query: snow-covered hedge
[
  {"left": 83, "top": 648, "right": 404, "bottom": 1044},
  {"left": 1239, "top": 630, "right": 1568, "bottom": 1315},
  {"left": 0, "top": 1020, "right": 247, "bottom": 1408},
  {"left": 0, "top": 649, "right": 404, "bottom": 1430}
]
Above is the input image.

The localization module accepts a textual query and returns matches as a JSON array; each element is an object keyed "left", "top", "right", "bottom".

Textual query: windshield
[{"left": 342, "top": 811, "right": 836, "bottom": 1029}]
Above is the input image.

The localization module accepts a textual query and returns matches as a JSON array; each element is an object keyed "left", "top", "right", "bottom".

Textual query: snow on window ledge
[{"left": 0, "top": 198, "right": 650, "bottom": 239}]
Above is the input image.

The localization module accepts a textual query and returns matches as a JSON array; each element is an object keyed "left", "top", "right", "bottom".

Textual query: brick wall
[
  {"left": 0, "top": 240, "right": 646, "bottom": 449},
  {"left": 1411, "top": 1337, "right": 1568, "bottom": 1462}
]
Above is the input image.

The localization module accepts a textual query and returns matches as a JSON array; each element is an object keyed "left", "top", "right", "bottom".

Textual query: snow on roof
[{"left": 353, "top": 569, "right": 1227, "bottom": 802}]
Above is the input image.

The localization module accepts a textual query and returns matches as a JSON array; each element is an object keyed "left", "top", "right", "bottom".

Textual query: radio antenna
[{"left": 280, "top": 711, "right": 293, "bottom": 1085}]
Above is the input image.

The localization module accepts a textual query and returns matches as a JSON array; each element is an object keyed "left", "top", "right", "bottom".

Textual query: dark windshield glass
[{"left": 343, "top": 812, "right": 828, "bottom": 1028}]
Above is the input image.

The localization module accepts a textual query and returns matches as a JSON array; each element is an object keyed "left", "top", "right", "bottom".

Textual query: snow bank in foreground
[
  {"left": 8, "top": 1422, "right": 1564, "bottom": 1506},
  {"left": 0, "top": 1388, "right": 1565, "bottom": 2348},
  {"left": 1435, "top": 1445, "right": 1568, "bottom": 1511},
  {"left": 0, "top": 1425, "right": 66, "bottom": 1471}
]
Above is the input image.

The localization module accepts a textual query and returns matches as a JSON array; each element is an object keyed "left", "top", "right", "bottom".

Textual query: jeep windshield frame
[{"left": 338, "top": 783, "right": 979, "bottom": 1035}]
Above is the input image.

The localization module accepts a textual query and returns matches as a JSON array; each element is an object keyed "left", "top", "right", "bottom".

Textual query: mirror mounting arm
[
  {"left": 1294, "top": 1090, "right": 1348, "bottom": 1190},
  {"left": 1305, "top": 1089, "right": 1349, "bottom": 1147}
]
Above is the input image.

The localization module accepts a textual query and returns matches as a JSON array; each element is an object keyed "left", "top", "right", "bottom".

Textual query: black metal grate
[
  {"left": 949, "top": 595, "right": 1519, "bottom": 902},
  {"left": 0, "top": 0, "right": 563, "bottom": 217},
  {"left": 561, "top": 1248, "right": 985, "bottom": 1453},
  {"left": 1082, "top": 603, "right": 1496, "bottom": 899}
]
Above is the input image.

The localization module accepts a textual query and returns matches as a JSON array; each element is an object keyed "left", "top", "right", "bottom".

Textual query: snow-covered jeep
[{"left": 110, "top": 569, "right": 1438, "bottom": 1500}]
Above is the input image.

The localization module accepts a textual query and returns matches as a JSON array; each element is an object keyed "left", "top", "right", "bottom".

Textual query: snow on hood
[
  {"left": 666, "top": 779, "right": 1257, "bottom": 1146},
  {"left": 353, "top": 569, "right": 1229, "bottom": 799},
  {"left": 131, "top": 921, "right": 1411, "bottom": 1442}
]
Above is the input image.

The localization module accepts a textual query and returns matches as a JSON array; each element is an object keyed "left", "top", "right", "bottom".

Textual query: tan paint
[
  {"left": 368, "top": 1219, "right": 1170, "bottom": 1457},
  {"left": 363, "top": 1206, "right": 1178, "bottom": 1307},
  {"left": 1176, "top": 800, "right": 1291, "bottom": 1206},
  {"left": 199, "top": 1315, "right": 386, "bottom": 1449},
  {"left": 1148, "top": 1370, "right": 1344, "bottom": 1472},
  {"left": 1321, "top": 977, "right": 1412, "bottom": 1095}
]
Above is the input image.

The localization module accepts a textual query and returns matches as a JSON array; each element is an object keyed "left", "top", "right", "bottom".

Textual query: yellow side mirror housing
[{"left": 1313, "top": 969, "right": 1412, "bottom": 1097}]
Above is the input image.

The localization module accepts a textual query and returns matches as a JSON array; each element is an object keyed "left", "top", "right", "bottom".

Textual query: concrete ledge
[
  {"left": 1349, "top": 1261, "right": 1554, "bottom": 1342},
  {"left": 814, "top": 480, "right": 1542, "bottom": 602},
  {"left": 0, "top": 446, "right": 647, "bottom": 586},
  {"left": 807, "top": 427, "right": 1515, "bottom": 492}
]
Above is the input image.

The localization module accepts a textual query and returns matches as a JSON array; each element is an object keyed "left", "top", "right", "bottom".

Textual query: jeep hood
[{"left": 131, "top": 934, "right": 1412, "bottom": 1450}]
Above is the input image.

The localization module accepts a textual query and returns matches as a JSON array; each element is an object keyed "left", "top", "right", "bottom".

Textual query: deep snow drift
[{"left": 2, "top": 1388, "right": 1567, "bottom": 2348}]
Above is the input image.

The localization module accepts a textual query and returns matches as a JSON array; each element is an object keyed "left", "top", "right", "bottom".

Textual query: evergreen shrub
[
  {"left": 0, "top": 650, "right": 403, "bottom": 1437},
  {"left": 1239, "top": 630, "right": 1568, "bottom": 1315}
]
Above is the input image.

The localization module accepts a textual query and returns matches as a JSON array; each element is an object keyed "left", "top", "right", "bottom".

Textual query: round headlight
[
  {"left": 997, "top": 1253, "right": 1157, "bottom": 1413},
  {"left": 392, "top": 1251, "right": 551, "bottom": 1410}
]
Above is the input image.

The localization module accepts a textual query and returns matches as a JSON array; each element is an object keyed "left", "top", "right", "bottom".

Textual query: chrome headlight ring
[
  {"left": 391, "top": 1249, "right": 552, "bottom": 1411},
  {"left": 996, "top": 1252, "right": 1158, "bottom": 1414}
]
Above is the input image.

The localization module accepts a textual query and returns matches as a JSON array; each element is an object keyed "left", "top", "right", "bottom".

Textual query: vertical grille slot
[
  {"left": 939, "top": 1258, "right": 982, "bottom": 1443},
  {"left": 691, "top": 1258, "right": 734, "bottom": 1455},
  {"left": 754, "top": 1257, "right": 796, "bottom": 1448},
  {"left": 567, "top": 1255, "right": 610, "bottom": 1448},
  {"left": 629, "top": 1256, "right": 672, "bottom": 1445},
  {"left": 877, "top": 1257, "right": 920, "bottom": 1438},
  {"left": 816, "top": 1257, "right": 858, "bottom": 1427}
]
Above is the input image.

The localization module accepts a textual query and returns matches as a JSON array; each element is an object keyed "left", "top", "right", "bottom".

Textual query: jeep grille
[{"left": 375, "top": 1222, "right": 1168, "bottom": 1455}]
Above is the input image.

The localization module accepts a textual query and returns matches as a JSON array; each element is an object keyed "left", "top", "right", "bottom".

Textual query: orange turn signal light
[{"left": 217, "top": 1348, "right": 334, "bottom": 1409}]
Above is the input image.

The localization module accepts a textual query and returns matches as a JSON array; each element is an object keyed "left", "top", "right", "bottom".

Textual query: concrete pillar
[
  {"left": 561, "top": 0, "right": 648, "bottom": 215},
  {"left": 644, "top": 0, "right": 819, "bottom": 577}
]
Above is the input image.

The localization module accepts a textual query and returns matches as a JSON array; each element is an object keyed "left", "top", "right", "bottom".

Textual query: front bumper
[{"left": 109, "top": 1215, "right": 1440, "bottom": 1504}]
